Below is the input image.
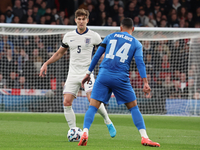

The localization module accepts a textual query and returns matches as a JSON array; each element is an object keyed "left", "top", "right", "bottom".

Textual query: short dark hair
[{"left": 121, "top": 18, "right": 133, "bottom": 29}]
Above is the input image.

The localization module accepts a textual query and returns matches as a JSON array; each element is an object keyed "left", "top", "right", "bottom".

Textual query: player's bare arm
[{"left": 39, "top": 46, "right": 67, "bottom": 77}]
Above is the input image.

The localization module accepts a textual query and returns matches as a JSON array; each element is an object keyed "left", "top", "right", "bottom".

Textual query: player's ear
[
  {"left": 132, "top": 27, "right": 134, "bottom": 32},
  {"left": 120, "top": 26, "right": 122, "bottom": 31},
  {"left": 74, "top": 18, "right": 77, "bottom": 24}
]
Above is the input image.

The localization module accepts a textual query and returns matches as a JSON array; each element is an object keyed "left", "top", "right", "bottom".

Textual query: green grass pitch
[{"left": 0, "top": 113, "right": 199, "bottom": 150}]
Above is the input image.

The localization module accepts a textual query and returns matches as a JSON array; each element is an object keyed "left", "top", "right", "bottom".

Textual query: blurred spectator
[
  {"left": 160, "top": 19, "right": 168, "bottom": 27},
  {"left": 58, "top": 11, "right": 65, "bottom": 25},
  {"left": 183, "top": 78, "right": 195, "bottom": 99},
  {"left": 110, "top": 4, "right": 119, "bottom": 19},
  {"left": 87, "top": 4, "right": 97, "bottom": 25},
  {"left": 7, "top": 71, "right": 18, "bottom": 89},
  {"left": 147, "top": 12, "right": 157, "bottom": 27},
  {"left": 63, "top": 17, "right": 70, "bottom": 25},
  {"left": 111, "top": 21, "right": 117, "bottom": 26},
  {"left": 159, "top": 0, "right": 169, "bottom": 16},
  {"left": 155, "top": 11, "right": 162, "bottom": 27},
  {"left": 169, "top": 79, "right": 182, "bottom": 99},
  {"left": 194, "top": 7, "right": 200, "bottom": 23},
  {"left": 168, "top": 13, "right": 179, "bottom": 27},
  {"left": 5, "top": 10, "right": 14, "bottom": 23},
  {"left": 170, "top": 40, "right": 182, "bottom": 71},
  {"left": 162, "top": 75, "right": 174, "bottom": 98},
  {"left": 171, "top": 0, "right": 181, "bottom": 11},
  {"left": 15, "top": 75, "right": 29, "bottom": 89},
  {"left": 172, "top": 70, "right": 181, "bottom": 81},
  {"left": 193, "top": 92, "right": 200, "bottom": 100},
  {"left": 12, "top": 15, "right": 20, "bottom": 23},
  {"left": 35, "top": 0, "right": 42, "bottom": 8},
  {"left": 79, "top": 0, "right": 94, "bottom": 10},
  {"left": 37, "top": 1, "right": 46, "bottom": 17},
  {"left": 161, "top": 54, "right": 170, "bottom": 72},
  {"left": 105, "top": 16, "right": 113, "bottom": 26},
  {"left": 144, "top": 52, "right": 154, "bottom": 75},
  {"left": 0, "top": 73, "right": 7, "bottom": 89},
  {"left": 125, "top": 0, "right": 140, "bottom": 14},
  {"left": 0, "top": 0, "right": 12, "bottom": 14},
  {"left": 154, "top": 2, "right": 160, "bottom": 15},
  {"left": 142, "top": 40, "right": 153, "bottom": 56},
  {"left": 109, "top": 0, "right": 124, "bottom": 8},
  {"left": 180, "top": 72, "right": 187, "bottom": 92},
  {"left": 143, "top": 0, "right": 154, "bottom": 16},
  {"left": 33, "top": 5, "right": 40, "bottom": 23},
  {"left": 39, "top": 15, "right": 45, "bottom": 24},
  {"left": 0, "top": 14, "right": 6, "bottom": 23},
  {"left": 27, "top": 16, "right": 34, "bottom": 24},
  {"left": 147, "top": 73, "right": 156, "bottom": 89},
  {"left": 178, "top": 6, "right": 187, "bottom": 21},
  {"left": 187, "top": 12, "right": 195, "bottom": 27},
  {"left": 17, "top": 49, "right": 29, "bottom": 73},
  {"left": 133, "top": 16, "right": 142, "bottom": 27},
  {"left": 32, "top": 48, "right": 43, "bottom": 73},
  {"left": 179, "top": 19, "right": 185, "bottom": 27},
  {"left": 168, "top": 8, "right": 177, "bottom": 21},
  {"left": 96, "top": 11, "right": 107, "bottom": 26},
  {"left": 51, "top": 8, "right": 59, "bottom": 22},
  {"left": 124, "top": 2, "right": 138, "bottom": 20},
  {"left": 138, "top": 9, "right": 149, "bottom": 26},
  {"left": 27, "top": 0, "right": 34, "bottom": 9},
  {"left": 21, "top": 8, "right": 35, "bottom": 23},
  {"left": 13, "top": 0, "right": 25, "bottom": 21},
  {"left": 97, "top": 0, "right": 111, "bottom": 12},
  {"left": 0, "top": 35, "right": 14, "bottom": 54}
]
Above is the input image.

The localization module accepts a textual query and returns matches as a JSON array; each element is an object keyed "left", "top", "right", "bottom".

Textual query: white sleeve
[
  {"left": 62, "top": 33, "right": 69, "bottom": 47},
  {"left": 93, "top": 32, "right": 102, "bottom": 45}
]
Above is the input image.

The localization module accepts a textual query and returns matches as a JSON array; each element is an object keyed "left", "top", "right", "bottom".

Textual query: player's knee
[{"left": 63, "top": 99, "right": 72, "bottom": 106}]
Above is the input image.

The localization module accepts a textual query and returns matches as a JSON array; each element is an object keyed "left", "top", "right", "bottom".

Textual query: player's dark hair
[
  {"left": 121, "top": 18, "right": 133, "bottom": 29},
  {"left": 75, "top": 9, "right": 89, "bottom": 19}
]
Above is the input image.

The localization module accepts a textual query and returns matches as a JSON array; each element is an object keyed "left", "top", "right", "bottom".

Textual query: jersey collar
[{"left": 76, "top": 27, "right": 89, "bottom": 35}]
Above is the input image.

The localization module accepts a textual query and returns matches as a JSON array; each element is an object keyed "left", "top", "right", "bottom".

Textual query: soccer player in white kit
[{"left": 39, "top": 9, "right": 116, "bottom": 138}]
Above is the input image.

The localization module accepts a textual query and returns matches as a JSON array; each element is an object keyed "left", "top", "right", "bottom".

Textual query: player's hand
[
  {"left": 39, "top": 63, "right": 47, "bottom": 77},
  {"left": 81, "top": 74, "right": 91, "bottom": 88},
  {"left": 143, "top": 83, "right": 151, "bottom": 98}
]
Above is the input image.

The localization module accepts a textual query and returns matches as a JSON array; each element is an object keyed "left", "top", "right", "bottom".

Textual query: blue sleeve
[
  {"left": 134, "top": 40, "right": 146, "bottom": 78},
  {"left": 88, "top": 46, "right": 105, "bottom": 72}
]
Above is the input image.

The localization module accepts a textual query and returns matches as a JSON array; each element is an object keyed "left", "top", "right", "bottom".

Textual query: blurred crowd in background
[
  {"left": 0, "top": 0, "right": 200, "bottom": 100},
  {"left": 0, "top": 0, "right": 200, "bottom": 27}
]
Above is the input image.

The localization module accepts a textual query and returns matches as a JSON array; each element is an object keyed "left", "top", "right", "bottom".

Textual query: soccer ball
[{"left": 67, "top": 127, "right": 83, "bottom": 142}]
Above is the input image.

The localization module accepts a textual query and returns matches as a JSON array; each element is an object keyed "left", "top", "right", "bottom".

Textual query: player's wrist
[{"left": 86, "top": 70, "right": 92, "bottom": 75}]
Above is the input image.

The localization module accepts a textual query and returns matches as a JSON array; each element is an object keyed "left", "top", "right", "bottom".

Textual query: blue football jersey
[{"left": 99, "top": 32, "right": 143, "bottom": 76}]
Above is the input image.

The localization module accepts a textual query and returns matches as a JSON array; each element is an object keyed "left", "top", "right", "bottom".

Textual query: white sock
[
  {"left": 83, "top": 128, "right": 89, "bottom": 136},
  {"left": 97, "top": 103, "right": 112, "bottom": 124},
  {"left": 139, "top": 129, "right": 148, "bottom": 138},
  {"left": 63, "top": 106, "right": 76, "bottom": 128}
]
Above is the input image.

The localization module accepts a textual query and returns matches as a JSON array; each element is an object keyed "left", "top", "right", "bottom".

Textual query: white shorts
[{"left": 63, "top": 74, "right": 95, "bottom": 97}]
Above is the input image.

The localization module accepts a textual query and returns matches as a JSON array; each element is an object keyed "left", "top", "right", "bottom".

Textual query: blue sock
[
  {"left": 83, "top": 105, "right": 98, "bottom": 129},
  {"left": 129, "top": 105, "right": 146, "bottom": 130}
]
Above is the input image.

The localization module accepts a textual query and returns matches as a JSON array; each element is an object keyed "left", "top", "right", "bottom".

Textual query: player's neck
[
  {"left": 121, "top": 30, "right": 132, "bottom": 35},
  {"left": 77, "top": 27, "right": 87, "bottom": 34}
]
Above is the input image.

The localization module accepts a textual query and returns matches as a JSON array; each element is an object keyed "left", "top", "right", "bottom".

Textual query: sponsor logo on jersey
[{"left": 70, "top": 40, "right": 75, "bottom": 42}]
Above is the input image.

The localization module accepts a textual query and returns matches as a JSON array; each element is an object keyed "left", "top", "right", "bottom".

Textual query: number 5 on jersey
[
  {"left": 106, "top": 39, "right": 131, "bottom": 63},
  {"left": 77, "top": 45, "right": 81, "bottom": 53}
]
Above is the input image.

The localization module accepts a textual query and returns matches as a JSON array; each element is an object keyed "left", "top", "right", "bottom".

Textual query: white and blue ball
[{"left": 67, "top": 127, "right": 83, "bottom": 142}]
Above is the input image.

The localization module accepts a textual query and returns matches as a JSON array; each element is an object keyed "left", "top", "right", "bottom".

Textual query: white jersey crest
[{"left": 62, "top": 28, "right": 102, "bottom": 75}]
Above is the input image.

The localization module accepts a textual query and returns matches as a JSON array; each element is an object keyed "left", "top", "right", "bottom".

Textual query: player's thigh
[
  {"left": 84, "top": 74, "right": 95, "bottom": 93},
  {"left": 91, "top": 79, "right": 112, "bottom": 104},
  {"left": 63, "top": 75, "right": 81, "bottom": 98},
  {"left": 112, "top": 81, "right": 137, "bottom": 105}
]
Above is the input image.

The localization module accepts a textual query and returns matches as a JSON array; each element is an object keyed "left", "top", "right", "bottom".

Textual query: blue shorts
[{"left": 91, "top": 70, "right": 136, "bottom": 105}]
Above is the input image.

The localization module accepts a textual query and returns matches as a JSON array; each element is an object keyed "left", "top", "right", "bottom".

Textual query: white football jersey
[{"left": 62, "top": 28, "right": 102, "bottom": 75}]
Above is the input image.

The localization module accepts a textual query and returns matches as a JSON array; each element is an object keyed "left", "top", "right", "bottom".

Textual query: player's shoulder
[
  {"left": 63, "top": 30, "right": 76, "bottom": 37},
  {"left": 88, "top": 29, "right": 100, "bottom": 37}
]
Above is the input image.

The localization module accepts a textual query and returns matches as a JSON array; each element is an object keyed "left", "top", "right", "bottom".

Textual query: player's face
[{"left": 75, "top": 16, "right": 88, "bottom": 31}]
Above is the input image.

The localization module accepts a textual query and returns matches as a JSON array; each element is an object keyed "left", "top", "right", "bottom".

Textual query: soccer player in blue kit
[{"left": 78, "top": 18, "right": 160, "bottom": 147}]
